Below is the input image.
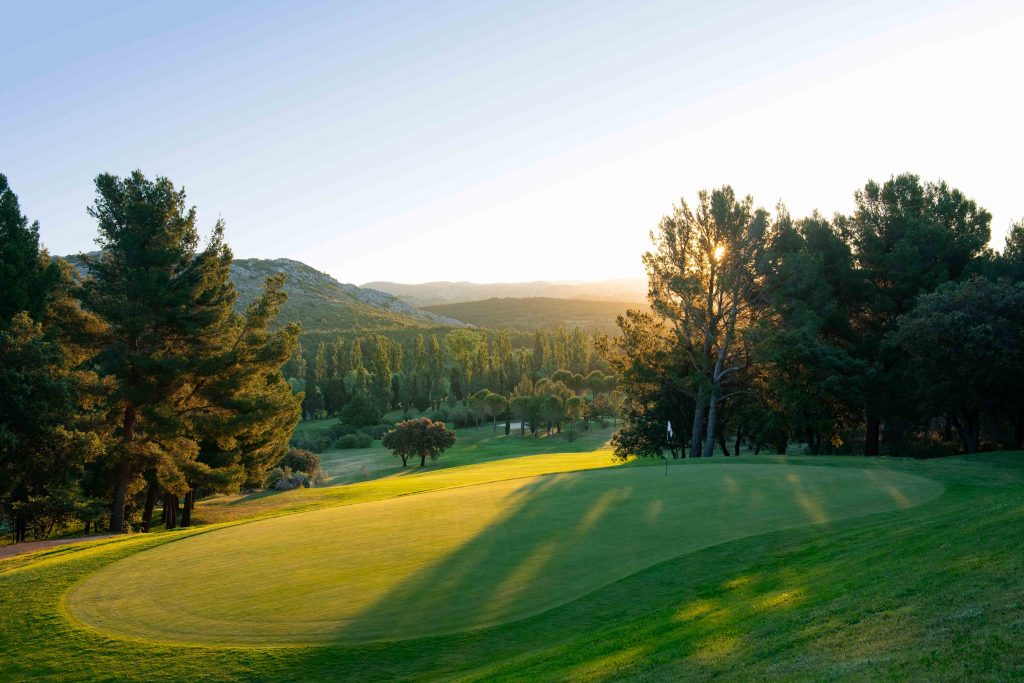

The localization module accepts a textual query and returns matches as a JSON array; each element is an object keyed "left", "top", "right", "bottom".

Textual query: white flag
[{"left": 667, "top": 420, "right": 674, "bottom": 439}]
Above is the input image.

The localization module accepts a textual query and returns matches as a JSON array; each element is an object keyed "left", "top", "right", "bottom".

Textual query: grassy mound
[
  {"left": 67, "top": 464, "right": 938, "bottom": 645},
  {"left": 1, "top": 450, "right": 1021, "bottom": 681}
]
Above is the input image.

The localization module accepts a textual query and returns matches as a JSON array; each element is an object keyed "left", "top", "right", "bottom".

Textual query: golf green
[{"left": 66, "top": 463, "right": 941, "bottom": 646}]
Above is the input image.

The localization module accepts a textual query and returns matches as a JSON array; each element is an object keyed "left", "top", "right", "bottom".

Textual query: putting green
[{"left": 67, "top": 463, "right": 941, "bottom": 646}]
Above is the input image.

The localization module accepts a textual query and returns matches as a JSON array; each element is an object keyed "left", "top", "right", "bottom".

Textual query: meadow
[{"left": 1, "top": 426, "right": 1021, "bottom": 680}]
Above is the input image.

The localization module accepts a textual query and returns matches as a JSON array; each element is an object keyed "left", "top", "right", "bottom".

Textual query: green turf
[
  {"left": 194, "top": 425, "right": 618, "bottom": 525},
  {"left": 66, "top": 464, "right": 940, "bottom": 645},
  {"left": 1, "top": 448, "right": 1022, "bottom": 681}
]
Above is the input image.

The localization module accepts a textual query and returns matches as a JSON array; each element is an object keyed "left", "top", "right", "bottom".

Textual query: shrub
[
  {"left": 289, "top": 431, "right": 332, "bottom": 453},
  {"left": 335, "top": 432, "right": 373, "bottom": 449},
  {"left": 360, "top": 424, "right": 391, "bottom": 440},
  {"left": 447, "top": 407, "right": 474, "bottom": 428},
  {"left": 901, "top": 431, "right": 960, "bottom": 459},
  {"left": 328, "top": 422, "right": 355, "bottom": 439},
  {"left": 278, "top": 448, "right": 321, "bottom": 474},
  {"left": 340, "top": 393, "right": 382, "bottom": 428},
  {"left": 266, "top": 466, "right": 312, "bottom": 491}
]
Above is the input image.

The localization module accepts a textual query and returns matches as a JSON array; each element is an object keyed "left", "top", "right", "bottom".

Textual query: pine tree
[
  {"left": 0, "top": 175, "right": 61, "bottom": 322},
  {"left": 79, "top": 171, "right": 238, "bottom": 532},
  {"left": 175, "top": 274, "right": 301, "bottom": 526},
  {"left": 0, "top": 175, "right": 102, "bottom": 540}
]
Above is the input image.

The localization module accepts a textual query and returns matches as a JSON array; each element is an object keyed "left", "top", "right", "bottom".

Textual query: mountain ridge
[
  {"left": 64, "top": 254, "right": 466, "bottom": 332},
  {"left": 362, "top": 278, "right": 647, "bottom": 306},
  {"left": 422, "top": 296, "right": 643, "bottom": 334}
]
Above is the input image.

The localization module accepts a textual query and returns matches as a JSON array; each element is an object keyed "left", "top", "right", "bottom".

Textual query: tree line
[
  {"left": 289, "top": 325, "right": 620, "bottom": 439},
  {"left": 0, "top": 172, "right": 300, "bottom": 540},
  {"left": 606, "top": 175, "right": 1024, "bottom": 460}
]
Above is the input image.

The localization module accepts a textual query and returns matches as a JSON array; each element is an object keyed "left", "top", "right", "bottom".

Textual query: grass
[
  {"left": 66, "top": 463, "right": 938, "bottom": 645},
  {"left": 194, "top": 425, "right": 619, "bottom": 525},
  {"left": 1, "top": 439, "right": 1022, "bottom": 681}
]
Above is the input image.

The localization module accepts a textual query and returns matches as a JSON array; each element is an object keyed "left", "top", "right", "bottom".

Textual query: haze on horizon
[{"left": 4, "top": 0, "right": 1022, "bottom": 284}]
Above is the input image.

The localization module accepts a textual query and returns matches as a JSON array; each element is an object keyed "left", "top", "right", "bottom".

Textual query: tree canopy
[{"left": 381, "top": 418, "right": 456, "bottom": 467}]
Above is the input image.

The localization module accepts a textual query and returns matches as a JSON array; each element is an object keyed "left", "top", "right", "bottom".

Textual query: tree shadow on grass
[{"left": 315, "top": 463, "right": 934, "bottom": 647}]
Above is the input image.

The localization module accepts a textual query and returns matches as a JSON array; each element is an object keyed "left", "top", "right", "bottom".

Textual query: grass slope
[
  {"left": 194, "top": 426, "right": 619, "bottom": 525},
  {"left": 422, "top": 297, "right": 640, "bottom": 333},
  {"left": 1, "top": 449, "right": 1022, "bottom": 681},
  {"left": 66, "top": 464, "right": 939, "bottom": 645}
]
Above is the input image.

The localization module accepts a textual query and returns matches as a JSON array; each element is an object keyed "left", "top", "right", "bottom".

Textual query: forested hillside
[
  {"left": 231, "top": 258, "right": 465, "bottom": 331},
  {"left": 423, "top": 297, "right": 640, "bottom": 333},
  {"left": 66, "top": 255, "right": 466, "bottom": 334},
  {"left": 364, "top": 278, "right": 646, "bottom": 306}
]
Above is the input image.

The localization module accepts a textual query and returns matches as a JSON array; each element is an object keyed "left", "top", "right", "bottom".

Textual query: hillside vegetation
[
  {"left": 364, "top": 278, "right": 647, "bottom": 306},
  {"left": 65, "top": 254, "right": 465, "bottom": 333},
  {"left": 423, "top": 297, "right": 642, "bottom": 333},
  {"left": 230, "top": 258, "right": 465, "bottom": 331}
]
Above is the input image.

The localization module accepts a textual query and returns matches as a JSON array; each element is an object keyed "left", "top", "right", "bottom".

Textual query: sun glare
[{"left": 714, "top": 245, "right": 726, "bottom": 261}]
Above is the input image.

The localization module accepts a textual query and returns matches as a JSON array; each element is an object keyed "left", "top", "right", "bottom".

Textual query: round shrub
[
  {"left": 278, "top": 448, "right": 321, "bottom": 474},
  {"left": 289, "top": 432, "right": 332, "bottom": 453},
  {"left": 360, "top": 424, "right": 391, "bottom": 440},
  {"left": 335, "top": 433, "right": 373, "bottom": 449}
]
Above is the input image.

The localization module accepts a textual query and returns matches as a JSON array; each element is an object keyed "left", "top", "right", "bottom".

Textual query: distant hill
[
  {"left": 231, "top": 259, "right": 466, "bottom": 332},
  {"left": 423, "top": 297, "right": 645, "bottom": 334},
  {"left": 64, "top": 255, "right": 465, "bottom": 333},
  {"left": 363, "top": 278, "right": 647, "bottom": 306}
]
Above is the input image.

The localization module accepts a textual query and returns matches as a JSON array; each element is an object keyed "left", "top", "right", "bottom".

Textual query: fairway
[{"left": 67, "top": 463, "right": 941, "bottom": 646}]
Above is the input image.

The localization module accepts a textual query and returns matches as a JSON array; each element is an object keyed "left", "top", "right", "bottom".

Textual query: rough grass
[{"left": 1, "top": 447, "right": 1021, "bottom": 681}]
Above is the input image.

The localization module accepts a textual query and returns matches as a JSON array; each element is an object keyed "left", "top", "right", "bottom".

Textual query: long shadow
[{"left": 316, "top": 460, "right": 933, "bottom": 645}]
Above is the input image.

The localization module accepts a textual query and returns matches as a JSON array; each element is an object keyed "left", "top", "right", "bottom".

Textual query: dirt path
[{"left": 0, "top": 534, "right": 116, "bottom": 559}]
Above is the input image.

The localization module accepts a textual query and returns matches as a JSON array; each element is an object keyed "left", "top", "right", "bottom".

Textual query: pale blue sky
[{"left": 4, "top": 0, "right": 1022, "bottom": 283}]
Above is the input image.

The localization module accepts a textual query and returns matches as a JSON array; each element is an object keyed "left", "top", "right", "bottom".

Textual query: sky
[{"left": 3, "top": 0, "right": 1022, "bottom": 284}]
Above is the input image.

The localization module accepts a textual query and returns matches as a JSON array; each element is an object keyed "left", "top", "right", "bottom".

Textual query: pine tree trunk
[
  {"left": 865, "top": 413, "right": 880, "bottom": 456},
  {"left": 180, "top": 490, "right": 194, "bottom": 528},
  {"left": 110, "top": 405, "right": 137, "bottom": 533},
  {"left": 734, "top": 426, "right": 742, "bottom": 457},
  {"left": 952, "top": 411, "right": 981, "bottom": 454},
  {"left": 718, "top": 431, "right": 730, "bottom": 456},
  {"left": 110, "top": 459, "right": 132, "bottom": 533},
  {"left": 163, "top": 494, "right": 178, "bottom": 529},
  {"left": 141, "top": 481, "right": 158, "bottom": 532}
]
